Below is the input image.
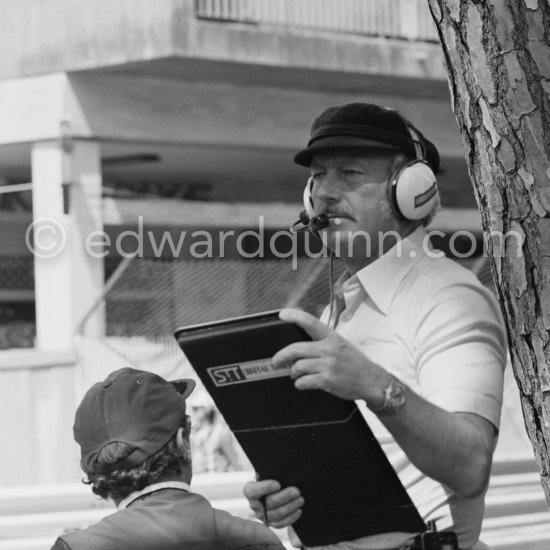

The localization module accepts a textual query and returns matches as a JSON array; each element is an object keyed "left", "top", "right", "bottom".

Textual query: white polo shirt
[{"left": 315, "top": 227, "right": 507, "bottom": 550}]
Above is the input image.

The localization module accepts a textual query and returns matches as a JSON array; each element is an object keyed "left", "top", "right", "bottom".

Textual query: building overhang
[
  {"left": 0, "top": 69, "right": 470, "bottom": 207},
  {"left": 1, "top": 0, "right": 447, "bottom": 86}
]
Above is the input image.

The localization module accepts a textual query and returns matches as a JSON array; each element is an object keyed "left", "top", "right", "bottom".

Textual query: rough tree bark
[{"left": 427, "top": 0, "right": 550, "bottom": 501}]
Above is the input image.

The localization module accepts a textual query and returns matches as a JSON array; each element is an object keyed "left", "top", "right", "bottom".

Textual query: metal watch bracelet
[{"left": 369, "top": 376, "right": 406, "bottom": 415}]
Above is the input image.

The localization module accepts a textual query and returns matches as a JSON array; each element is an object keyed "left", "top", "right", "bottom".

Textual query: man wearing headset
[{"left": 243, "top": 103, "right": 507, "bottom": 550}]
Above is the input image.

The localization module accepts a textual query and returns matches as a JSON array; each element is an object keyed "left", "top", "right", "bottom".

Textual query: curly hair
[{"left": 84, "top": 428, "right": 191, "bottom": 501}]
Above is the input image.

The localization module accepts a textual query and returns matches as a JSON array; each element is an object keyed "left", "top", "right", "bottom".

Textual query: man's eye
[{"left": 311, "top": 173, "right": 324, "bottom": 181}]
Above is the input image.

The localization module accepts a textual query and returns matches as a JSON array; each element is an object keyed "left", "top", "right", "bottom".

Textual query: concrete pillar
[{"left": 31, "top": 139, "right": 105, "bottom": 350}]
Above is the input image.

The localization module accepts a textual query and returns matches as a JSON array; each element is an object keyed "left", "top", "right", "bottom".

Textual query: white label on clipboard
[{"left": 207, "top": 359, "right": 290, "bottom": 387}]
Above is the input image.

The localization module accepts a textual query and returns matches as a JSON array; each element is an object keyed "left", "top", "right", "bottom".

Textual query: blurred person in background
[{"left": 190, "top": 385, "right": 252, "bottom": 473}]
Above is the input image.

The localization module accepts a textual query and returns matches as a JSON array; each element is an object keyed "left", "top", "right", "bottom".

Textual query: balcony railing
[{"left": 195, "top": 0, "right": 439, "bottom": 42}]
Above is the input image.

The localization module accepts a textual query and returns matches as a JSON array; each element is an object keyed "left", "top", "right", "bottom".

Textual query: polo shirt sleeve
[{"left": 414, "top": 278, "right": 507, "bottom": 429}]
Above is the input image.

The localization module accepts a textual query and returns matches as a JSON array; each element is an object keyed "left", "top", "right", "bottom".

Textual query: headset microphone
[
  {"left": 290, "top": 210, "right": 310, "bottom": 233},
  {"left": 290, "top": 211, "right": 330, "bottom": 233},
  {"left": 309, "top": 213, "right": 330, "bottom": 231}
]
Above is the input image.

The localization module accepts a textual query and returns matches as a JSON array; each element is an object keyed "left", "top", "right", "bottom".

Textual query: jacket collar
[{"left": 118, "top": 481, "right": 191, "bottom": 510}]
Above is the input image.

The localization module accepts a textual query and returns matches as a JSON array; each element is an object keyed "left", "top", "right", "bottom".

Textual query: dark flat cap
[{"left": 294, "top": 103, "right": 440, "bottom": 173}]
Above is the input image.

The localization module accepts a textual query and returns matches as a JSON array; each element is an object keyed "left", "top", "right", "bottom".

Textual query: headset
[{"left": 290, "top": 117, "right": 439, "bottom": 233}]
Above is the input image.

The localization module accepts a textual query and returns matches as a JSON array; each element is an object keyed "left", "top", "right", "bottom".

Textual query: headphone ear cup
[
  {"left": 303, "top": 177, "right": 315, "bottom": 219},
  {"left": 389, "top": 161, "right": 438, "bottom": 221}
]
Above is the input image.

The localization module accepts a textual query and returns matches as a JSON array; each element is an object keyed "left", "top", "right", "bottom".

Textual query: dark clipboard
[{"left": 174, "top": 310, "right": 426, "bottom": 546}]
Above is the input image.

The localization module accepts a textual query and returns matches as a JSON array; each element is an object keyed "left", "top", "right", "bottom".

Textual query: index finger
[
  {"left": 279, "top": 308, "right": 331, "bottom": 341},
  {"left": 243, "top": 479, "right": 282, "bottom": 500}
]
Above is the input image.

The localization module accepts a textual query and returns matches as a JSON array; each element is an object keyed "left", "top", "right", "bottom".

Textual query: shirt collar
[
  {"left": 118, "top": 481, "right": 191, "bottom": 510},
  {"left": 342, "top": 227, "right": 429, "bottom": 315}
]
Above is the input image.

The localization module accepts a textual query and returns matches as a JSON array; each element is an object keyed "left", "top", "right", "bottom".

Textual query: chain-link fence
[
  {"left": 0, "top": 250, "right": 497, "bottom": 347},
  {"left": 103, "top": 255, "right": 342, "bottom": 337}
]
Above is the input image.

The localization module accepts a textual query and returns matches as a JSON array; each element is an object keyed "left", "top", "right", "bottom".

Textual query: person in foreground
[
  {"left": 244, "top": 103, "right": 507, "bottom": 550},
  {"left": 51, "top": 367, "right": 284, "bottom": 550}
]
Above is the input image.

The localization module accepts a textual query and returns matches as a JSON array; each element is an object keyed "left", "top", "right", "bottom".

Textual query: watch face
[{"left": 380, "top": 378, "right": 406, "bottom": 415}]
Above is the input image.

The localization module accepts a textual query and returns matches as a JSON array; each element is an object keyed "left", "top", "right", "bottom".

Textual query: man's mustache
[{"left": 317, "top": 207, "right": 356, "bottom": 221}]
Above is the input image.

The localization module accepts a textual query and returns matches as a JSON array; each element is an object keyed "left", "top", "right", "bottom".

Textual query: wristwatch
[{"left": 370, "top": 377, "right": 406, "bottom": 415}]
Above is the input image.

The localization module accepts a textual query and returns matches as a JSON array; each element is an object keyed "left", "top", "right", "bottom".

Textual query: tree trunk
[{"left": 428, "top": 0, "right": 550, "bottom": 501}]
